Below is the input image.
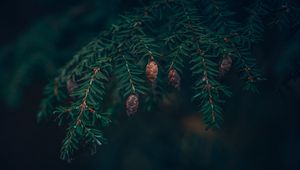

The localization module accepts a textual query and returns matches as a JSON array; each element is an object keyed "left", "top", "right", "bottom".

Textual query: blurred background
[{"left": 0, "top": 0, "right": 300, "bottom": 169}]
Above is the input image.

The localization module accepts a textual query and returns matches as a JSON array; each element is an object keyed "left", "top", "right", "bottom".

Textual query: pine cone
[
  {"left": 126, "top": 94, "right": 139, "bottom": 116},
  {"left": 219, "top": 55, "right": 232, "bottom": 76},
  {"left": 66, "top": 79, "right": 78, "bottom": 94},
  {"left": 146, "top": 60, "right": 158, "bottom": 83},
  {"left": 168, "top": 69, "right": 181, "bottom": 89}
]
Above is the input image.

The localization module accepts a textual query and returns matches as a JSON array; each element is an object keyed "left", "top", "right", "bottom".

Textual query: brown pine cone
[
  {"left": 66, "top": 79, "right": 78, "bottom": 94},
  {"left": 146, "top": 60, "right": 158, "bottom": 83},
  {"left": 126, "top": 94, "right": 139, "bottom": 116},
  {"left": 219, "top": 55, "right": 232, "bottom": 76},
  {"left": 168, "top": 69, "right": 181, "bottom": 89}
]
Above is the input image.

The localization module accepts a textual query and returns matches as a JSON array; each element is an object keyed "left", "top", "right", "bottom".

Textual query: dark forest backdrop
[{"left": 0, "top": 0, "right": 300, "bottom": 170}]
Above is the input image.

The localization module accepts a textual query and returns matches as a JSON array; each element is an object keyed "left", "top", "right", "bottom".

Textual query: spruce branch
[
  {"left": 229, "top": 40, "right": 263, "bottom": 92},
  {"left": 36, "top": 0, "right": 273, "bottom": 161},
  {"left": 37, "top": 78, "right": 67, "bottom": 122},
  {"left": 59, "top": 62, "right": 112, "bottom": 161},
  {"left": 58, "top": 33, "right": 113, "bottom": 82},
  {"left": 170, "top": 0, "right": 230, "bottom": 128},
  {"left": 242, "top": 0, "right": 270, "bottom": 42},
  {"left": 200, "top": 0, "right": 239, "bottom": 33}
]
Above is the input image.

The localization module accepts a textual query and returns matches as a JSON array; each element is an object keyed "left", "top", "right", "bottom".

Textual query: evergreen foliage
[{"left": 1, "top": 0, "right": 300, "bottom": 162}]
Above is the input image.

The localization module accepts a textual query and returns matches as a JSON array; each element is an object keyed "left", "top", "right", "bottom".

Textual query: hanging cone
[
  {"left": 168, "top": 68, "right": 181, "bottom": 89},
  {"left": 146, "top": 60, "right": 158, "bottom": 83},
  {"left": 66, "top": 79, "right": 78, "bottom": 94},
  {"left": 126, "top": 93, "right": 139, "bottom": 116},
  {"left": 219, "top": 55, "right": 232, "bottom": 76}
]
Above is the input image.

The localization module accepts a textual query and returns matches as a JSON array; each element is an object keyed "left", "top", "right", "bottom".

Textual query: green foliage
[
  {"left": 1, "top": 0, "right": 297, "bottom": 162},
  {"left": 37, "top": 80, "right": 67, "bottom": 122},
  {"left": 242, "top": 0, "right": 270, "bottom": 42},
  {"left": 55, "top": 38, "right": 113, "bottom": 161},
  {"left": 200, "top": 0, "right": 239, "bottom": 33}
]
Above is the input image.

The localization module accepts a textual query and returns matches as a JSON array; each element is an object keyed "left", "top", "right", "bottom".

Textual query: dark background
[{"left": 0, "top": 0, "right": 300, "bottom": 170}]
